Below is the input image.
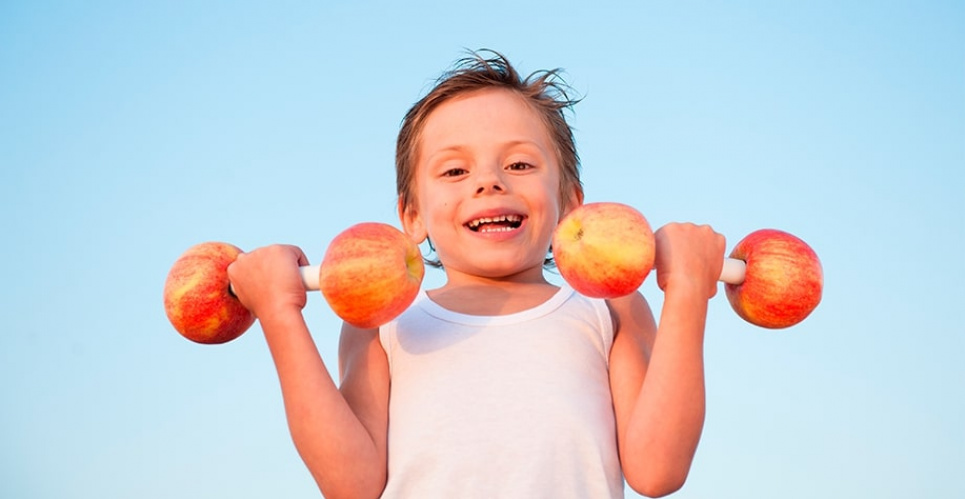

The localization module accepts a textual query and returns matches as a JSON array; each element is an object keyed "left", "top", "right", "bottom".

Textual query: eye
[
  {"left": 441, "top": 167, "right": 468, "bottom": 178},
  {"left": 507, "top": 161, "right": 533, "bottom": 171}
]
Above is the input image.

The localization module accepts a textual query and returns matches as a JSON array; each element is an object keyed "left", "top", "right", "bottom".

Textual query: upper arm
[
  {"left": 607, "top": 290, "right": 708, "bottom": 496},
  {"left": 606, "top": 292, "right": 657, "bottom": 459},
  {"left": 337, "top": 323, "right": 391, "bottom": 478}
]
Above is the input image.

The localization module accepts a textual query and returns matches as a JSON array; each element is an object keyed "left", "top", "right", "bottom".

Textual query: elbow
[
  {"left": 314, "top": 471, "right": 386, "bottom": 499},
  {"left": 620, "top": 430, "right": 701, "bottom": 497},
  {"left": 303, "top": 448, "right": 386, "bottom": 499},
  {"left": 626, "top": 476, "right": 687, "bottom": 498},
  {"left": 624, "top": 465, "right": 690, "bottom": 498}
]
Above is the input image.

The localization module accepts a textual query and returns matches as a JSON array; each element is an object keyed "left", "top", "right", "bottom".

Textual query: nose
[
  {"left": 476, "top": 182, "right": 504, "bottom": 195},
  {"left": 474, "top": 166, "right": 506, "bottom": 195}
]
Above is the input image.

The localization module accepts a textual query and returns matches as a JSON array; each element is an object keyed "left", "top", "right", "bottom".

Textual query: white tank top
[{"left": 378, "top": 285, "right": 625, "bottom": 498}]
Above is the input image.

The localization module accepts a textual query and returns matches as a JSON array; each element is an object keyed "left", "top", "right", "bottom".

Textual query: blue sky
[{"left": 2, "top": 1, "right": 963, "bottom": 498}]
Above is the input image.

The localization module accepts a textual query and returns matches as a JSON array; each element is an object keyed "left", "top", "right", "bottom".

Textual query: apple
[
  {"left": 725, "top": 229, "right": 823, "bottom": 329},
  {"left": 163, "top": 242, "right": 255, "bottom": 344},
  {"left": 319, "top": 222, "right": 425, "bottom": 329},
  {"left": 553, "top": 202, "right": 656, "bottom": 299}
]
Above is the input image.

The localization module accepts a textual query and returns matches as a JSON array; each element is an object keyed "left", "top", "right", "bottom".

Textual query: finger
[{"left": 294, "top": 246, "right": 310, "bottom": 267}]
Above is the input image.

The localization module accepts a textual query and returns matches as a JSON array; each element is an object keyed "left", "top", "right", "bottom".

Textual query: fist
[
  {"left": 653, "top": 223, "right": 725, "bottom": 299},
  {"left": 227, "top": 244, "right": 310, "bottom": 318}
]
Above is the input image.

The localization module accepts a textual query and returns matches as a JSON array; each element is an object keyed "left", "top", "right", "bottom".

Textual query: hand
[
  {"left": 653, "top": 223, "right": 725, "bottom": 300},
  {"left": 227, "top": 244, "right": 309, "bottom": 320}
]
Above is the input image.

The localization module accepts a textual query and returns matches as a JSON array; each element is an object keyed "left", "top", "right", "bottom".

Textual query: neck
[
  {"left": 427, "top": 267, "right": 561, "bottom": 316},
  {"left": 440, "top": 262, "right": 550, "bottom": 287}
]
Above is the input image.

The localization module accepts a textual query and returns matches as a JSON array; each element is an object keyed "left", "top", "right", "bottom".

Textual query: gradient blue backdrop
[{"left": 2, "top": 1, "right": 963, "bottom": 498}]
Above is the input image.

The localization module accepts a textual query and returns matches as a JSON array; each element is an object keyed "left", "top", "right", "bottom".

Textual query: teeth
[{"left": 468, "top": 214, "right": 523, "bottom": 229}]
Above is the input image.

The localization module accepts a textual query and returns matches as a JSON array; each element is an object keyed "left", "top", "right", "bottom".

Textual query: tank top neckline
[{"left": 415, "top": 284, "right": 575, "bottom": 326}]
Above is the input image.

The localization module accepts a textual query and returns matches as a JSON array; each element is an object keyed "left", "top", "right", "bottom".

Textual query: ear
[
  {"left": 560, "top": 185, "right": 584, "bottom": 219},
  {"left": 399, "top": 198, "right": 428, "bottom": 244}
]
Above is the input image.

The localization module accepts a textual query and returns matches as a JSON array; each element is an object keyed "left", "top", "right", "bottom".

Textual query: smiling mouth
[{"left": 466, "top": 214, "right": 524, "bottom": 233}]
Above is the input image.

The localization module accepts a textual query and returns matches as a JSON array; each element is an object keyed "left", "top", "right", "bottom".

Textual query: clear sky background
[{"left": 2, "top": 1, "right": 963, "bottom": 498}]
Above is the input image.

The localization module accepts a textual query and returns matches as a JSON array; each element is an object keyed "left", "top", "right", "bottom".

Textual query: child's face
[{"left": 402, "top": 88, "right": 580, "bottom": 282}]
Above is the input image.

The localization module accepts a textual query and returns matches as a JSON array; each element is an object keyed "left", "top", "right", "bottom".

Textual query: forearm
[
  {"left": 259, "top": 310, "right": 386, "bottom": 498},
  {"left": 624, "top": 289, "right": 707, "bottom": 493}
]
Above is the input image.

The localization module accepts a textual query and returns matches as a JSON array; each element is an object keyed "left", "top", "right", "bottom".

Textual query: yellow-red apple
[
  {"left": 319, "top": 222, "right": 425, "bottom": 329},
  {"left": 553, "top": 202, "right": 655, "bottom": 299},
  {"left": 725, "top": 229, "right": 823, "bottom": 329},
  {"left": 163, "top": 242, "right": 255, "bottom": 344}
]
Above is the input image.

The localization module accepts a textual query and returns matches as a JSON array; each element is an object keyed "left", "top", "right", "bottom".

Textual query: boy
[{"left": 228, "top": 51, "right": 724, "bottom": 498}]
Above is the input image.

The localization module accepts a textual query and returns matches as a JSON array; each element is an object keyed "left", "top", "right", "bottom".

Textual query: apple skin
[
  {"left": 163, "top": 242, "right": 255, "bottom": 344},
  {"left": 725, "top": 229, "right": 823, "bottom": 329},
  {"left": 319, "top": 222, "right": 425, "bottom": 329},
  {"left": 553, "top": 202, "right": 656, "bottom": 299}
]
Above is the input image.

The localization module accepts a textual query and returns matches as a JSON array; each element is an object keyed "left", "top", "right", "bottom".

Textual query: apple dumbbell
[
  {"left": 553, "top": 202, "right": 823, "bottom": 329},
  {"left": 163, "top": 242, "right": 256, "bottom": 344},
  {"left": 553, "top": 202, "right": 656, "bottom": 299},
  {"left": 163, "top": 222, "right": 425, "bottom": 344},
  {"left": 318, "top": 222, "right": 426, "bottom": 329},
  {"left": 723, "top": 229, "right": 822, "bottom": 329}
]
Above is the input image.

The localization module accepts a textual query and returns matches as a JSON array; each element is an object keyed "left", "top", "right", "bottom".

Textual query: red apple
[
  {"left": 553, "top": 202, "right": 655, "bottom": 298},
  {"left": 319, "top": 222, "right": 425, "bottom": 329},
  {"left": 163, "top": 242, "right": 255, "bottom": 344},
  {"left": 725, "top": 229, "right": 823, "bottom": 329}
]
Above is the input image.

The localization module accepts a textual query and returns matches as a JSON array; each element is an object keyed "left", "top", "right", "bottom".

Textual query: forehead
[{"left": 418, "top": 88, "right": 554, "bottom": 154}]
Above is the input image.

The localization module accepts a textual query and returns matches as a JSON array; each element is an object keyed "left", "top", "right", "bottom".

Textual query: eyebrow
[{"left": 425, "top": 140, "right": 548, "bottom": 162}]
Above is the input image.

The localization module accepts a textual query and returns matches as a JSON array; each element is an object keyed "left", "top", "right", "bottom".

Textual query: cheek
[{"left": 422, "top": 200, "right": 453, "bottom": 237}]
